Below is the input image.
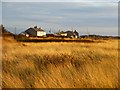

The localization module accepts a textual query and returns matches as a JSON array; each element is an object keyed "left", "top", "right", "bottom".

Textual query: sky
[
  {"left": 0, "top": 1, "right": 2, "bottom": 24},
  {"left": 1, "top": 0, "right": 119, "bottom": 2},
  {"left": 1, "top": 0, "right": 119, "bottom": 36}
]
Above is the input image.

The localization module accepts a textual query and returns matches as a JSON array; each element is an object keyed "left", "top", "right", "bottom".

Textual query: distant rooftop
[{"left": 28, "top": 26, "right": 44, "bottom": 32}]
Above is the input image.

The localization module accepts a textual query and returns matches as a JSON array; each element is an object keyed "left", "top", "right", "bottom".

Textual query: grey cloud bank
[
  {"left": 2, "top": 2, "right": 118, "bottom": 36},
  {"left": 2, "top": 0, "right": 119, "bottom": 2}
]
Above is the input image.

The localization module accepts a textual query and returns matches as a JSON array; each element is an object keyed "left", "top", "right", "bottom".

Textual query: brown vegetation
[{"left": 2, "top": 37, "right": 119, "bottom": 88}]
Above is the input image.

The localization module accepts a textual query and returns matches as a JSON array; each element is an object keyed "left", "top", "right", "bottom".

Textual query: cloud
[
  {"left": 0, "top": 2, "right": 2, "bottom": 24},
  {"left": 2, "top": 0, "right": 119, "bottom": 2},
  {"left": 2, "top": 2, "right": 118, "bottom": 35}
]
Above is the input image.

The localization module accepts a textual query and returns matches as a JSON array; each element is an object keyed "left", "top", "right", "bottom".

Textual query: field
[{"left": 2, "top": 37, "right": 119, "bottom": 88}]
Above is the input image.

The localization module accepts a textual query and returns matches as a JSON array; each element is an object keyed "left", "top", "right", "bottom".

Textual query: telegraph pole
[
  {"left": 86, "top": 27, "right": 90, "bottom": 38},
  {"left": 14, "top": 27, "right": 16, "bottom": 35},
  {"left": 49, "top": 28, "right": 51, "bottom": 33}
]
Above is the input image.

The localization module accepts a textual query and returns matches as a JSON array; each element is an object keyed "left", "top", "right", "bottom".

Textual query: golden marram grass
[{"left": 2, "top": 37, "right": 119, "bottom": 88}]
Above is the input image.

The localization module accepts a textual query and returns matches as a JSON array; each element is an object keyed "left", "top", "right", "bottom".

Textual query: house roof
[
  {"left": 23, "top": 26, "right": 46, "bottom": 33},
  {"left": 20, "top": 26, "right": 46, "bottom": 35},
  {"left": 65, "top": 31, "right": 73, "bottom": 33},
  {"left": 60, "top": 31, "right": 67, "bottom": 34},
  {"left": 29, "top": 27, "right": 44, "bottom": 32},
  {"left": 65, "top": 31, "right": 75, "bottom": 35},
  {"left": 58, "top": 30, "right": 79, "bottom": 35},
  {"left": 33, "top": 28, "right": 44, "bottom": 31}
]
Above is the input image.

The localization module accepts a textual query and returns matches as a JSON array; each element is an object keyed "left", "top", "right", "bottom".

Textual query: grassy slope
[{"left": 2, "top": 37, "right": 119, "bottom": 88}]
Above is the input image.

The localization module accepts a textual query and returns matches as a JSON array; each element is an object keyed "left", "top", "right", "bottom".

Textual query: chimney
[{"left": 34, "top": 26, "right": 37, "bottom": 28}]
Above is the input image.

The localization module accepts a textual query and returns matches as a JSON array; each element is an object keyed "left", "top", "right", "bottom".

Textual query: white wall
[
  {"left": 61, "top": 33, "right": 67, "bottom": 36},
  {"left": 37, "top": 31, "right": 46, "bottom": 36}
]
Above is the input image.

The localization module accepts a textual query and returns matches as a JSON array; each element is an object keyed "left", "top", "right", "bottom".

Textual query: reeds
[{"left": 2, "top": 37, "right": 118, "bottom": 88}]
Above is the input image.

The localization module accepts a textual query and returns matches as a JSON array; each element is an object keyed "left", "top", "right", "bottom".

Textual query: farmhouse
[
  {"left": 21, "top": 26, "right": 46, "bottom": 37},
  {"left": 58, "top": 30, "right": 79, "bottom": 38},
  {"left": 59, "top": 31, "right": 67, "bottom": 37}
]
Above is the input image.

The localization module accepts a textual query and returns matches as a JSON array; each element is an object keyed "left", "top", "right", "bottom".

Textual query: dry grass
[{"left": 2, "top": 37, "right": 119, "bottom": 88}]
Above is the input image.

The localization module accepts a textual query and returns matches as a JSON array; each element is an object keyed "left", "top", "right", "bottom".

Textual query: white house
[
  {"left": 58, "top": 30, "right": 79, "bottom": 38},
  {"left": 20, "top": 26, "right": 46, "bottom": 37},
  {"left": 60, "top": 33, "right": 67, "bottom": 36}
]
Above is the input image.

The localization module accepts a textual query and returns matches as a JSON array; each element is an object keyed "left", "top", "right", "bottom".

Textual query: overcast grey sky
[
  {"left": 1, "top": 0, "right": 119, "bottom": 2},
  {"left": 1, "top": 0, "right": 119, "bottom": 36}
]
